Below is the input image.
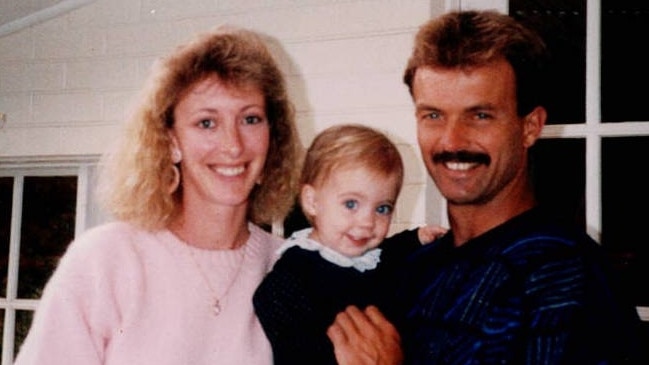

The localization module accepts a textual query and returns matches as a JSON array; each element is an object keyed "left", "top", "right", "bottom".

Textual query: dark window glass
[
  {"left": 0, "top": 177, "right": 13, "bottom": 298},
  {"left": 283, "top": 203, "right": 310, "bottom": 238},
  {"left": 601, "top": 1, "right": 649, "bottom": 122},
  {"left": 602, "top": 136, "right": 649, "bottom": 306},
  {"left": 510, "top": 0, "right": 586, "bottom": 124},
  {"left": 15, "top": 310, "right": 34, "bottom": 357},
  {"left": 530, "top": 138, "right": 586, "bottom": 227},
  {"left": 18, "top": 176, "right": 76, "bottom": 299}
]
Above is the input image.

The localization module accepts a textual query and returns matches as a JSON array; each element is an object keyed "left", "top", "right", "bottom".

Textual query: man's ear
[
  {"left": 522, "top": 106, "right": 547, "bottom": 148},
  {"left": 300, "top": 184, "right": 317, "bottom": 217}
]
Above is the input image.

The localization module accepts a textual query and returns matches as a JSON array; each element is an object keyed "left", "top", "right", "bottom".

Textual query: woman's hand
[{"left": 327, "top": 305, "right": 403, "bottom": 365}]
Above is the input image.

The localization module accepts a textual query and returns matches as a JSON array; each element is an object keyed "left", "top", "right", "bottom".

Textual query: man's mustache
[{"left": 432, "top": 151, "right": 491, "bottom": 166}]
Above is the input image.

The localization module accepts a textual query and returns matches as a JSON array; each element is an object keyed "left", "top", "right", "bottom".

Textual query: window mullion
[
  {"left": 6, "top": 175, "right": 23, "bottom": 300},
  {"left": 75, "top": 165, "right": 89, "bottom": 237},
  {"left": 2, "top": 175, "right": 23, "bottom": 365},
  {"left": 585, "top": 0, "right": 602, "bottom": 243}
]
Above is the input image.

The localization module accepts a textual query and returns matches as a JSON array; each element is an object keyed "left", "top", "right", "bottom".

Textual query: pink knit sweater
[{"left": 14, "top": 221, "right": 282, "bottom": 365}]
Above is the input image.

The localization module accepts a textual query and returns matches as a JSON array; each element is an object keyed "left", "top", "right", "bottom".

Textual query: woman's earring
[
  {"left": 169, "top": 165, "right": 180, "bottom": 194},
  {"left": 169, "top": 148, "right": 182, "bottom": 194},
  {"left": 171, "top": 147, "right": 182, "bottom": 164}
]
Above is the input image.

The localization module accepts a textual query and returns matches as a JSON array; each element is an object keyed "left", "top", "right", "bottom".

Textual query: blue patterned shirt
[{"left": 395, "top": 207, "right": 645, "bottom": 365}]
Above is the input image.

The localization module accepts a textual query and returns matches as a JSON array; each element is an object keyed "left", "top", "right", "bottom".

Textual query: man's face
[{"left": 412, "top": 59, "right": 541, "bottom": 207}]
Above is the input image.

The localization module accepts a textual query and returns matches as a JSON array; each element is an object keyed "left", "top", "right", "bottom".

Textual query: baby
[{"left": 253, "top": 124, "right": 446, "bottom": 365}]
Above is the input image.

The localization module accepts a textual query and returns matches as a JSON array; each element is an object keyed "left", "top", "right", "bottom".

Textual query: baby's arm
[{"left": 417, "top": 224, "right": 447, "bottom": 244}]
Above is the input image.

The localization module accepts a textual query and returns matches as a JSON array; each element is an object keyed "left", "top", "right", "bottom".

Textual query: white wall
[{"left": 0, "top": 0, "right": 447, "bottom": 233}]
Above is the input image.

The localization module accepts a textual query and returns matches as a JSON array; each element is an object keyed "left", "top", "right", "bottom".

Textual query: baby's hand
[{"left": 417, "top": 225, "right": 447, "bottom": 244}]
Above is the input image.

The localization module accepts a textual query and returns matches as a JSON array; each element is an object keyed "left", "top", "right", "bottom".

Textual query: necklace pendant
[{"left": 212, "top": 299, "right": 221, "bottom": 316}]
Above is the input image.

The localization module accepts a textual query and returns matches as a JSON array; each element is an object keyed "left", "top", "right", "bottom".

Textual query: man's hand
[{"left": 327, "top": 305, "right": 403, "bottom": 365}]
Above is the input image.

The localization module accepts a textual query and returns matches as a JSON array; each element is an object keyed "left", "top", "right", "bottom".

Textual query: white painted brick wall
[{"left": 0, "top": 0, "right": 448, "bottom": 230}]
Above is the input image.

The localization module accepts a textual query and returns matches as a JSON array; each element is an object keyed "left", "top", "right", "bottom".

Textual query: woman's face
[{"left": 170, "top": 74, "right": 270, "bottom": 211}]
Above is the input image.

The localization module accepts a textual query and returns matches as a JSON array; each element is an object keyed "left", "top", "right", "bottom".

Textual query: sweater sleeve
[
  {"left": 14, "top": 223, "right": 142, "bottom": 365},
  {"left": 524, "top": 240, "right": 645, "bottom": 364}
]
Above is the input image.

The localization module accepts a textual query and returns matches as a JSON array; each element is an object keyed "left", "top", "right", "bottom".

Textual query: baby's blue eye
[
  {"left": 376, "top": 204, "right": 393, "bottom": 215},
  {"left": 199, "top": 119, "right": 215, "bottom": 128},
  {"left": 344, "top": 200, "right": 358, "bottom": 210}
]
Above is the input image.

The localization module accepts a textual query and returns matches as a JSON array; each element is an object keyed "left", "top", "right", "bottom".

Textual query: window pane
[
  {"left": 530, "top": 138, "right": 586, "bottom": 227},
  {"left": 510, "top": 0, "right": 586, "bottom": 124},
  {"left": 15, "top": 310, "right": 34, "bottom": 357},
  {"left": 283, "top": 203, "right": 310, "bottom": 238},
  {"left": 602, "top": 136, "right": 649, "bottom": 306},
  {"left": 601, "top": 1, "right": 649, "bottom": 122},
  {"left": 0, "top": 177, "right": 12, "bottom": 298},
  {"left": 18, "top": 176, "right": 76, "bottom": 299}
]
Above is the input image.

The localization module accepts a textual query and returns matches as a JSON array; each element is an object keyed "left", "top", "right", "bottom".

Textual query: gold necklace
[{"left": 187, "top": 246, "right": 246, "bottom": 316}]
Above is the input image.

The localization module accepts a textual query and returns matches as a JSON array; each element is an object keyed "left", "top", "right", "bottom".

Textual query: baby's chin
[{"left": 341, "top": 244, "right": 380, "bottom": 258}]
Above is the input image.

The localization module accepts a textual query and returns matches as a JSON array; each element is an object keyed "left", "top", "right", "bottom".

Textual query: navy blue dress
[{"left": 253, "top": 228, "right": 421, "bottom": 365}]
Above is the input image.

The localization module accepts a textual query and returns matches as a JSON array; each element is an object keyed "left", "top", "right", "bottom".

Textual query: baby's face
[{"left": 302, "top": 165, "right": 400, "bottom": 257}]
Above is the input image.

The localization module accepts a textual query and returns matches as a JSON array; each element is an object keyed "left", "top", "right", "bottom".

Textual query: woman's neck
[{"left": 168, "top": 204, "right": 250, "bottom": 250}]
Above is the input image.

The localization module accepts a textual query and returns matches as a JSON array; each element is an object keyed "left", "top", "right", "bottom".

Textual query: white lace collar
[{"left": 277, "top": 228, "right": 382, "bottom": 272}]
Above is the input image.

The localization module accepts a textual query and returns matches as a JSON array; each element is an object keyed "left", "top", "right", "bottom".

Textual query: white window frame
[
  {"left": 0, "top": 156, "right": 103, "bottom": 365},
  {"left": 439, "top": 0, "right": 649, "bottom": 321}
]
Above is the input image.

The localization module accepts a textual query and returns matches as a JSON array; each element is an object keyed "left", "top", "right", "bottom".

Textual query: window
[
  {"left": 0, "top": 160, "right": 103, "bottom": 364},
  {"left": 456, "top": 0, "right": 649, "bottom": 321}
]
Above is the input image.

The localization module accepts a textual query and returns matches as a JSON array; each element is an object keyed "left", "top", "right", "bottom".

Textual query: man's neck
[{"left": 448, "top": 193, "right": 536, "bottom": 247}]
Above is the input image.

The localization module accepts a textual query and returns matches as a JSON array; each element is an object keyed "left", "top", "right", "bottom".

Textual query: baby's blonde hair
[{"left": 300, "top": 124, "right": 404, "bottom": 224}]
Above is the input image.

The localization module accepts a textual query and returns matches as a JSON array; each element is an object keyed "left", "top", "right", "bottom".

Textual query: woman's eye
[
  {"left": 376, "top": 204, "right": 393, "bottom": 215},
  {"left": 199, "top": 119, "right": 215, "bottom": 128},
  {"left": 344, "top": 200, "right": 359, "bottom": 210},
  {"left": 243, "top": 115, "right": 263, "bottom": 125}
]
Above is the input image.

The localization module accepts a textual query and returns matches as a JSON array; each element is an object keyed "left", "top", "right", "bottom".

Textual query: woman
[{"left": 14, "top": 25, "right": 301, "bottom": 365}]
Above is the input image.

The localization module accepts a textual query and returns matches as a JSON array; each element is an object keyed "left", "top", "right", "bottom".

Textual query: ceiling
[{"left": 0, "top": 0, "right": 94, "bottom": 37}]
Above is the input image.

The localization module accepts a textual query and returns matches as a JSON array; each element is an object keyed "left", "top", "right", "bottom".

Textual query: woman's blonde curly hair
[{"left": 97, "top": 26, "right": 301, "bottom": 230}]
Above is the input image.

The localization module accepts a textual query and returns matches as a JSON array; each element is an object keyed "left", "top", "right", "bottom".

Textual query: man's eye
[
  {"left": 427, "top": 111, "right": 440, "bottom": 119},
  {"left": 376, "top": 204, "right": 393, "bottom": 215},
  {"left": 344, "top": 200, "right": 358, "bottom": 210},
  {"left": 476, "top": 112, "right": 492, "bottom": 120}
]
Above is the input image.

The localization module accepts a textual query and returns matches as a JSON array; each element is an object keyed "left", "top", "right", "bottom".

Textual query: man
[{"left": 328, "top": 9, "right": 645, "bottom": 365}]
